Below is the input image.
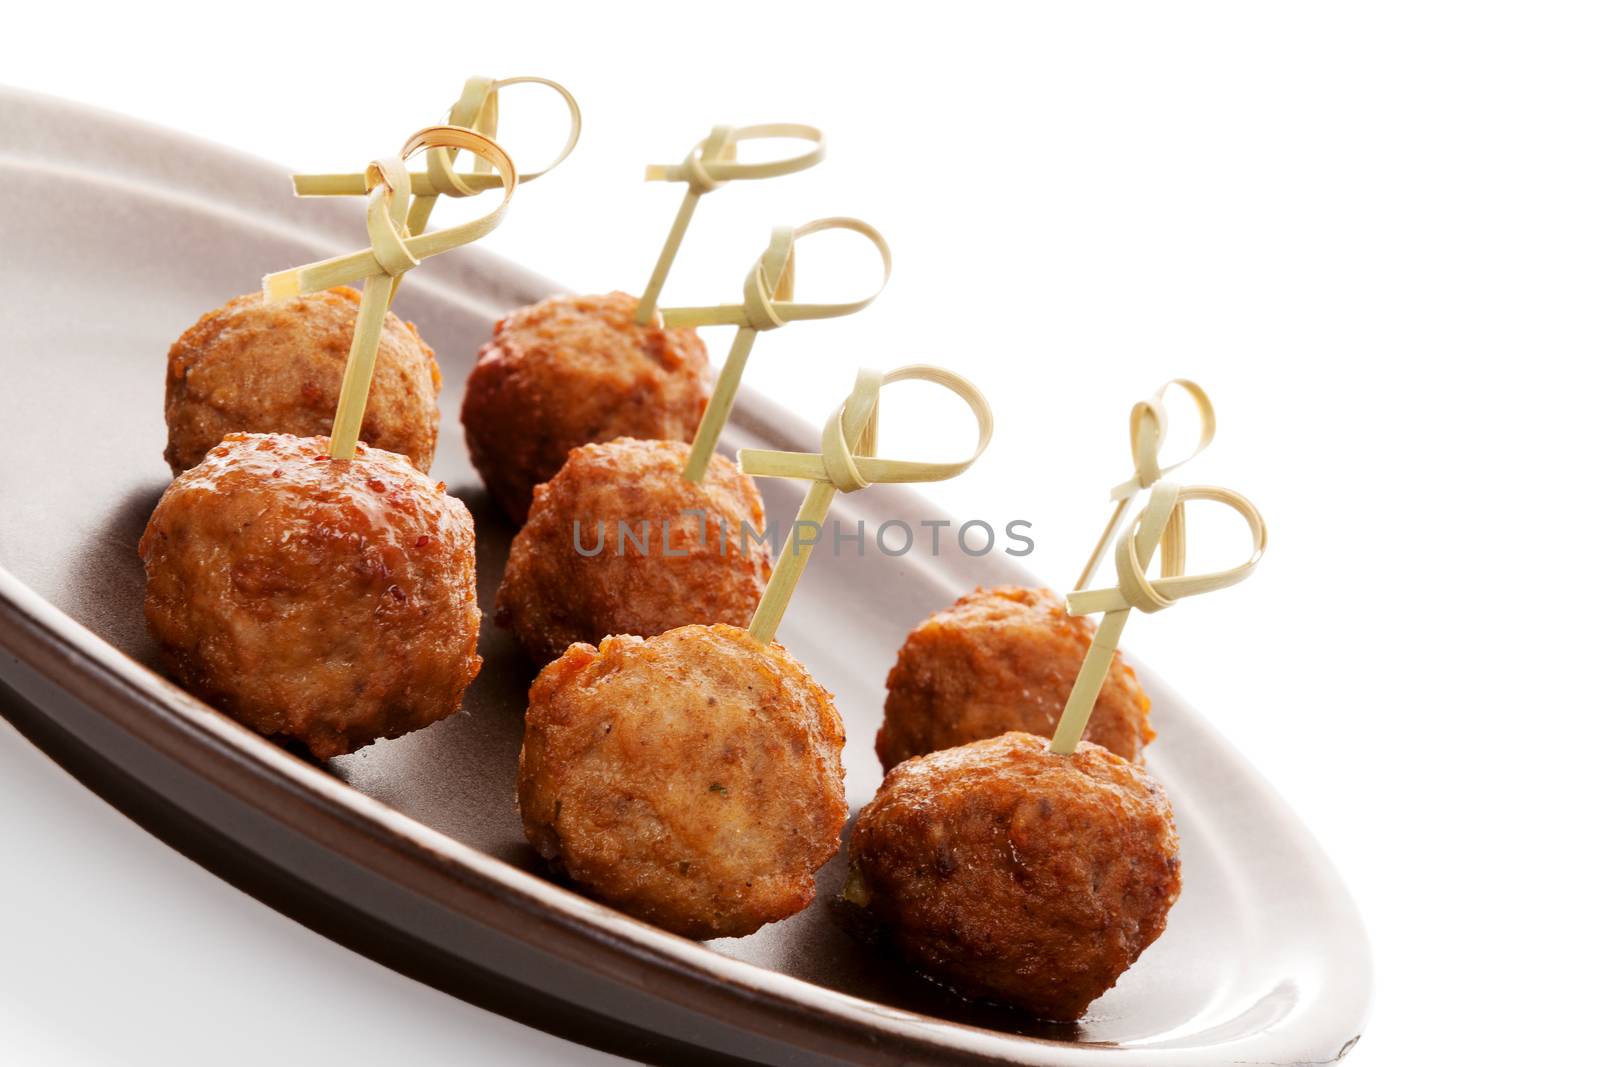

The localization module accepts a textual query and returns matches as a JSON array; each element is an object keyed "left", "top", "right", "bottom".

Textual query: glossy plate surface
[{"left": 0, "top": 88, "right": 1370, "bottom": 1066}]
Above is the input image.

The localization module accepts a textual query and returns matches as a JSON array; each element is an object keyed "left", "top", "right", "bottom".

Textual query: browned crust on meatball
[
  {"left": 139, "top": 433, "right": 481, "bottom": 759},
  {"left": 876, "top": 586, "right": 1154, "bottom": 770},
  {"left": 460, "top": 291, "right": 713, "bottom": 522},
  {"left": 848, "top": 732, "right": 1181, "bottom": 1020},
  {"left": 519, "top": 624, "right": 847, "bottom": 940},
  {"left": 163, "top": 288, "right": 442, "bottom": 475},
  {"left": 495, "top": 438, "right": 771, "bottom": 665}
]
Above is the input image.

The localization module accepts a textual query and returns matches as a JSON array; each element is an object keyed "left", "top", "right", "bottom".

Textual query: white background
[{"left": 3, "top": 3, "right": 1597, "bottom": 1064}]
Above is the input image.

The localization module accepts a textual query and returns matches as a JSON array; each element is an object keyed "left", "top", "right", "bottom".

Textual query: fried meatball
[
  {"left": 495, "top": 438, "right": 770, "bottom": 665},
  {"left": 460, "top": 291, "right": 712, "bottom": 522},
  {"left": 163, "top": 287, "right": 442, "bottom": 475},
  {"left": 519, "top": 624, "right": 847, "bottom": 939},
  {"left": 877, "top": 586, "right": 1153, "bottom": 770},
  {"left": 846, "top": 732, "right": 1181, "bottom": 1020},
  {"left": 139, "top": 433, "right": 482, "bottom": 759}
]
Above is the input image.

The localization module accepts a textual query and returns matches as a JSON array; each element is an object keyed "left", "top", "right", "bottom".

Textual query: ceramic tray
[{"left": 0, "top": 87, "right": 1371, "bottom": 1066}]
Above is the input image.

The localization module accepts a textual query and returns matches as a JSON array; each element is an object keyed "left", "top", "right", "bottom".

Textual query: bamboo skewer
[
  {"left": 634, "top": 123, "right": 825, "bottom": 324},
  {"left": 262, "top": 126, "right": 519, "bottom": 460},
  {"left": 1075, "top": 379, "right": 1216, "bottom": 591},
  {"left": 285, "top": 75, "right": 577, "bottom": 311},
  {"left": 668, "top": 218, "right": 893, "bottom": 482},
  {"left": 289, "top": 75, "right": 580, "bottom": 211},
  {"left": 1050, "top": 482, "right": 1267, "bottom": 755},
  {"left": 739, "top": 364, "right": 993, "bottom": 645}
]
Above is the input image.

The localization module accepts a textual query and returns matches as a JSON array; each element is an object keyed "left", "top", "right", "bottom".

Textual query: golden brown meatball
[
  {"left": 876, "top": 586, "right": 1154, "bottom": 770},
  {"left": 846, "top": 732, "right": 1181, "bottom": 1020},
  {"left": 460, "top": 291, "right": 712, "bottom": 522},
  {"left": 519, "top": 624, "right": 847, "bottom": 939},
  {"left": 495, "top": 438, "right": 770, "bottom": 665},
  {"left": 139, "top": 433, "right": 482, "bottom": 759},
  {"left": 163, "top": 288, "right": 442, "bottom": 475}
]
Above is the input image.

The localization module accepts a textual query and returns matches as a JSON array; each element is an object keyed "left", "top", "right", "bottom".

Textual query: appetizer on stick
[
  {"left": 141, "top": 434, "right": 480, "bottom": 758},
  {"left": 519, "top": 621, "right": 843, "bottom": 939},
  {"left": 161, "top": 76, "right": 577, "bottom": 476},
  {"left": 852, "top": 730, "right": 1179, "bottom": 1019},
  {"left": 163, "top": 288, "right": 441, "bottom": 474},
  {"left": 848, "top": 480, "right": 1265, "bottom": 1020},
  {"left": 494, "top": 436, "right": 772, "bottom": 664},
  {"left": 875, "top": 379, "right": 1214, "bottom": 768},
  {"left": 876, "top": 585, "right": 1152, "bottom": 768},
  {"left": 494, "top": 219, "right": 890, "bottom": 663},
  {"left": 141, "top": 125, "right": 520, "bottom": 758},
  {"left": 462, "top": 124, "right": 825, "bottom": 521},
  {"left": 519, "top": 365, "right": 991, "bottom": 939}
]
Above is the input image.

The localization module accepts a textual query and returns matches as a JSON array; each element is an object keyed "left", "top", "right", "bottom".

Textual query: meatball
[
  {"left": 164, "top": 287, "right": 441, "bottom": 475},
  {"left": 139, "top": 433, "right": 482, "bottom": 759},
  {"left": 460, "top": 291, "right": 712, "bottom": 522},
  {"left": 876, "top": 586, "right": 1153, "bottom": 770},
  {"left": 846, "top": 732, "right": 1181, "bottom": 1020},
  {"left": 519, "top": 624, "right": 847, "bottom": 939},
  {"left": 495, "top": 438, "right": 771, "bottom": 665}
]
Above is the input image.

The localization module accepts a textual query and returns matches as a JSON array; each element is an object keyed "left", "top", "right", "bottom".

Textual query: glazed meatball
[
  {"left": 495, "top": 438, "right": 771, "bottom": 665},
  {"left": 139, "top": 433, "right": 482, "bottom": 759},
  {"left": 846, "top": 732, "right": 1181, "bottom": 1021},
  {"left": 460, "top": 291, "right": 712, "bottom": 522},
  {"left": 876, "top": 586, "right": 1154, "bottom": 770},
  {"left": 164, "top": 287, "right": 441, "bottom": 475},
  {"left": 519, "top": 624, "right": 847, "bottom": 940}
]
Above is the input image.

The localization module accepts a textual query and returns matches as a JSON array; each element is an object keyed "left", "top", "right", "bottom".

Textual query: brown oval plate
[{"left": 0, "top": 87, "right": 1371, "bottom": 1066}]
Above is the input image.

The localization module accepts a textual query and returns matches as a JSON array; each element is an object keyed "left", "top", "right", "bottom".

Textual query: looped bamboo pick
[
  {"left": 1075, "top": 379, "right": 1216, "bottom": 590},
  {"left": 1050, "top": 481, "right": 1266, "bottom": 755},
  {"left": 635, "top": 123, "right": 826, "bottom": 324},
  {"left": 739, "top": 364, "right": 992, "bottom": 644},
  {"left": 668, "top": 218, "right": 893, "bottom": 482},
  {"left": 289, "top": 76, "right": 579, "bottom": 220},
  {"left": 263, "top": 125, "right": 519, "bottom": 460}
]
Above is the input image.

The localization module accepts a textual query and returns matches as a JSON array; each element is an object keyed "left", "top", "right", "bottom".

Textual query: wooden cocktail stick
[
  {"left": 739, "top": 364, "right": 992, "bottom": 645},
  {"left": 262, "top": 125, "right": 519, "bottom": 460},
  {"left": 634, "top": 123, "right": 825, "bottom": 324},
  {"left": 668, "top": 217, "right": 892, "bottom": 482},
  {"left": 289, "top": 75, "right": 580, "bottom": 216},
  {"left": 1075, "top": 379, "right": 1215, "bottom": 591},
  {"left": 1051, "top": 481, "right": 1266, "bottom": 754}
]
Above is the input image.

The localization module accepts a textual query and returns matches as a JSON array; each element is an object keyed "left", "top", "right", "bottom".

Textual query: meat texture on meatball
[
  {"left": 496, "top": 438, "right": 771, "bottom": 665},
  {"left": 164, "top": 287, "right": 442, "bottom": 475},
  {"left": 139, "top": 433, "right": 482, "bottom": 759},
  {"left": 877, "top": 586, "right": 1154, "bottom": 770},
  {"left": 460, "top": 291, "right": 713, "bottom": 522},
  {"left": 519, "top": 624, "right": 847, "bottom": 940},
  {"left": 847, "top": 732, "right": 1181, "bottom": 1021}
]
